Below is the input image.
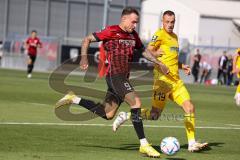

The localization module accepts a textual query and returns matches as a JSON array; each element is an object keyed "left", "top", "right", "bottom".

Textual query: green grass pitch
[{"left": 0, "top": 68, "right": 240, "bottom": 160}]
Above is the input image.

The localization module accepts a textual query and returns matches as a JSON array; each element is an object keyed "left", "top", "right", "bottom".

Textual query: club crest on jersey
[
  {"left": 151, "top": 35, "right": 158, "bottom": 42},
  {"left": 119, "top": 39, "right": 136, "bottom": 47}
]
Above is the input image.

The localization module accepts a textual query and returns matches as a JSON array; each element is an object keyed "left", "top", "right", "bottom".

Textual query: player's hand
[
  {"left": 37, "top": 44, "right": 42, "bottom": 48},
  {"left": 150, "top": 108, "right": 160, "bottom": 120},
  {"left": 158, "top": 62, "right": 169, "bottom": 75},
  {"left": 182, "top": 64, "right": 191, "bottom": 75},
  {"left": 80, "top": 55, "right": 89, "bottom": 71}
]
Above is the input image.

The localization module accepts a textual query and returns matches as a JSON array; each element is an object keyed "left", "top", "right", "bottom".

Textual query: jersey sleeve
[
  {"left": 148, "top": 30, "right": 162, "bottom": 49},
  {"left": 92, "top": 27, "right": 112, "bottom": 42},
  {"left": 134, "top": 31, "right": 145, "bottom": 50}
]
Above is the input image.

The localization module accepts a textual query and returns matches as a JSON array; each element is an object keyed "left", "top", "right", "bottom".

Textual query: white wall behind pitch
[
  {"left": 198, "top": 18, "right": 240, "bottom": 47},
  {"left": 140, "top": 0, "right": 200, "bottom": 44}
]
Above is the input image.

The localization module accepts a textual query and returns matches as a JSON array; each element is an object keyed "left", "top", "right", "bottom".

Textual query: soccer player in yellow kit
[
  {"left": 113, "top": 10, "right": 208, "bottom": 152},
  {"left": 232, "top": 48, "right": 240, "bottom": 106}
]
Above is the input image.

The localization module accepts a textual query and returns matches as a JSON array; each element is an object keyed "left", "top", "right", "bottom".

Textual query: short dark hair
[
  {"left": 31, "top": 30, "right": 37, "bottom": 33},
  {"left": 163, "top": 10, "right": 175, "bottom": 16},
  {"left": 121, "top": 7, "right": 139, "bottom": 17}
]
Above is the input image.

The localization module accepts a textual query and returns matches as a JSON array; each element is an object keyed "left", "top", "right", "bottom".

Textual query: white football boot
[
  {"left": 112, "top": 112, "right": 129, "bottom": 132},
  {"left": 188, "top": 141, "right": 208, "bottom": 152}
]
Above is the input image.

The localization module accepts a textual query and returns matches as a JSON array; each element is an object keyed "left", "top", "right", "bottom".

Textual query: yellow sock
[{"left": 184, "top": 113, "right": 196, "bottom": 145}]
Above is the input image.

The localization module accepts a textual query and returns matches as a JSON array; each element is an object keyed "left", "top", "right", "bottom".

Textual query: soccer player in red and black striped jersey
[
  {"left": 25, "top": 30, "right": 42, "bottom": 78},
  {"left": 56, "top": 7, "right": 168, "bottom": 158}
]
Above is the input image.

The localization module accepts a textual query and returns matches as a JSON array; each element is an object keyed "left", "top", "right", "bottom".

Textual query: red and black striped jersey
[
  {"left": 93, "top": 25, "right": 144, "bottom": 76},
  {"left": 26, "top": 37, "right": 42, "bottom": 56}
]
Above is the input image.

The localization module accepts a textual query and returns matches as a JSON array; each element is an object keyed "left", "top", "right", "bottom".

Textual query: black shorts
[
  {"left": 105, "top": 74, "right": 134, "bottom": 105},
  {"left": 28, "top": 54, "right": 36, "bottom": 64}
]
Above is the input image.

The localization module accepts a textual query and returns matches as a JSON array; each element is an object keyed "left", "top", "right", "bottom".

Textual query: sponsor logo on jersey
[
  {"left": 170, "top": 47, "right": 179, "bottom": 52},
  {"left": 119, "top": 39, "right": 136, "bottom": 47}
]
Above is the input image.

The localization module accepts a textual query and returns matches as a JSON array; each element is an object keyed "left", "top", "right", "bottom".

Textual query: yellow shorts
[{"left": 151, "top": 79, "right": 190, "bottom": 109}]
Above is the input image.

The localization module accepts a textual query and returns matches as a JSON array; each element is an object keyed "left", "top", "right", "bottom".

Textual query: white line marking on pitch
[
  {"left": 225, "top": 124, "right": 240, "bottom": 127},
  {"left": 0, "top": 122, "right": 240, "bottom": 130}
]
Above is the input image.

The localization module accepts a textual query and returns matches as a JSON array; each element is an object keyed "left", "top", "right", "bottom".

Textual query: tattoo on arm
[
  {"left": 81, "top": 34, "right": 97, "bottom": 56},
  {"left": 142, "top": 49, "right": 161, "bottom": 65}
]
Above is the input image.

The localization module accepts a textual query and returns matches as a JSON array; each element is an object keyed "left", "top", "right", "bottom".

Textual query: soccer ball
[{"left": 160, "top": 137, "right": 180, "bottom": 155}]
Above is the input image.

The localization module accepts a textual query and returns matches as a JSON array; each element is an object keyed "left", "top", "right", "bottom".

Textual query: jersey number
[{"left": 153, "top": 91, "right": 166, "bottom": 101}]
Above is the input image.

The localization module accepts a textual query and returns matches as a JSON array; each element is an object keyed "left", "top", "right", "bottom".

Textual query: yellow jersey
[
  {"left": 236, "top": 54, "right": 240, "bottom": 78},
  {"left": 148, "top": 28, "right": 179, "bottom": 83}
]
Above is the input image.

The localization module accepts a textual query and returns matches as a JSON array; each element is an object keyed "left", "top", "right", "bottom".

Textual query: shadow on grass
[
  {"left": 78, "top": 143, "right": 139, "bottom": 151},
  {"left": 78, "top": 142, "right": 224, "bottom": 151},
  {"left": 78, "top": 143, "right": 188, "bottom": 159},
  {"left": 78, "top": 143, "right": 166, "bottom": 152}
]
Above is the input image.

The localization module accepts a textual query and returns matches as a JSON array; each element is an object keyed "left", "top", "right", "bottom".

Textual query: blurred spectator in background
[
  {"left": 200, "top": 61, "right": 212, "bottom": 84},
  {"left": 227, "top": 54, "right": 233, "bottom": 86},
  {"left": 217, "top": 51, "right": 228, "bottom": 85},
  {"left": 20, "top": 40, "right": 26, "bottom": 54},
  {"left": 179, "top": 40, "right": 190, "bottom": 64},
  {"left": 191, "top": 48, "right": 201, "bottom": 83},
  {"left": 0, "top": 41, "right": 3, "bottom": 66}
]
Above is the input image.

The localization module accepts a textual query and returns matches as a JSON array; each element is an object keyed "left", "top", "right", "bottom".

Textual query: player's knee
[
  {"left": 106, "top": 112, "right": 115, "bottom": 120},
  {"left": 183, "top": 101, "right": 195, "bottom": 114},
  {"left": 105, "top": 110, "right": 116, "bottom": 120},
  {"left": 28, "top": 59, "right": 32, "bottom": 65},
  {"left": 125, "top": 92, "right": 142, "bottom": 107},
  {"left": 130, "top": 97, "right": 141, "bottom": 108},
  {"left": 189, "top": 104, "right": 195, "bottom": 113},
  {"left": 136, "top": 98, "right": 141, "bottom": 108}
]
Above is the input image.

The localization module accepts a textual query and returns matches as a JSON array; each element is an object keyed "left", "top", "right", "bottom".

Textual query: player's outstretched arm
[
  {"left": 80, "top": 34, "right": 97, "bottom": 70},
  {"left": 143, "top": 47, "right": 169, "bottom": 75}
]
